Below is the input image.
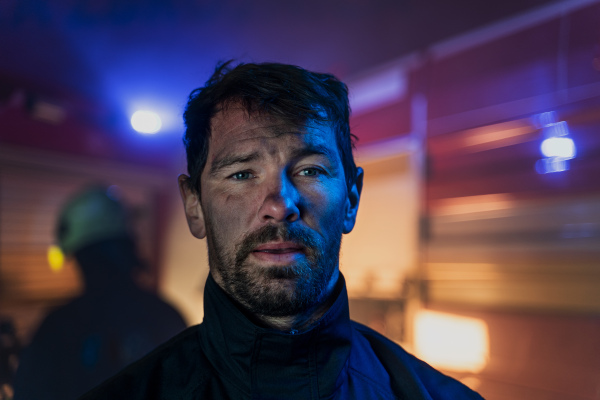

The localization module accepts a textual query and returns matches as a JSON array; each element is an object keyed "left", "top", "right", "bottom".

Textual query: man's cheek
[
  {"left": 313, "top": 192, "right": 346, "bottom": 222},
  {"left": 220, "top": 211, "right": 254, "bottom": 244}
]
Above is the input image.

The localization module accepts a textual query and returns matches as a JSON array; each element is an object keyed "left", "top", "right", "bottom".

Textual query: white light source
[
  {"left": 131, "top": 110, "right": 162, "bottom": 134},
  {"left": 414, "top": 310, "right": 489, "bottom": 373},
  {"left": 534, "top": 113, "right": 576, "bottom": 174},
  {"left": 540, "top": 137, "right": 576, "bottom": 159}
]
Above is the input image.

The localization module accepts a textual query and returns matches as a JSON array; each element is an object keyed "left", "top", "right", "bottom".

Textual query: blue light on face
[
  {"left": 540, "top": 137, "right": 576, "bottom": 159},
  {"left": 131, "top": 110, "right": 162, "bottom": 134}
]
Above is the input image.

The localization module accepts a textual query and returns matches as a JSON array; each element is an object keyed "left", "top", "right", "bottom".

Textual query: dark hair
[{"left": 183, "top": 61, "right": 358, "bottom": 194}]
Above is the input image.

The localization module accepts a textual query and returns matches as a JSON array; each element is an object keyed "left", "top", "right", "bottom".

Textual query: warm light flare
[
  {"left": 414, "top": 310, "right": 489, "bottom": 373},
  {"left": 47, "top": 245, "right": 65, "bottom": 272}
]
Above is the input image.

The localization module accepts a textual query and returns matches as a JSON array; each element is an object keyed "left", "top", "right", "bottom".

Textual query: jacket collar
[{"left": 198, "top": 273, "right": 353, "bottom": 398}]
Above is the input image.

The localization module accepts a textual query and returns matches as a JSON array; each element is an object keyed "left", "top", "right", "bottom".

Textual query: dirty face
[{"left": 181, "top": 106, "right": 362, "bottom": 318}]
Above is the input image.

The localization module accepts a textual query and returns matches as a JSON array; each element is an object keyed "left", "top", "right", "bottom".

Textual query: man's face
[{"left": 181, "top": 106, "right": 361, "bottom": 318}]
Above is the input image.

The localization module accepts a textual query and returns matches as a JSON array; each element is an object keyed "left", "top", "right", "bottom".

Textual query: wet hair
[{"left": 182, "top": 61, "right": 358, "bottom": 194}]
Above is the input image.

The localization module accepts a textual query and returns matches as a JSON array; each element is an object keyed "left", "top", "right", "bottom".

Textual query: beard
[{"left": 205, "top": 221, "right": 342, "bottom": 318}]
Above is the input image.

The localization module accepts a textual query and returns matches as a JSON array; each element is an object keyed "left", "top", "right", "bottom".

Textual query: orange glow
[
  {"left": 462, "top": 125, "right": 533, "bottom": 151},
  {"left": 414, "top": 310, "right": 489, "bottom": 373},
  {"left": 430, "top": 193, "right": 516, "bottom": 217}
]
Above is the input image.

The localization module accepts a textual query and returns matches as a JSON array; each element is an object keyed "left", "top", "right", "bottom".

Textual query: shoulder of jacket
[
  {"left": 78, "top": 325, "right": 208, "bottom": 399},
  {"left": 350, "top": 321, "right": 485, "bottom": 400}
]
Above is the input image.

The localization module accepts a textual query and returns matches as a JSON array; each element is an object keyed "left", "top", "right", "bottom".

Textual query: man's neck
[{"left": 256, "top": 289, "right": 339, "bottom": 333}]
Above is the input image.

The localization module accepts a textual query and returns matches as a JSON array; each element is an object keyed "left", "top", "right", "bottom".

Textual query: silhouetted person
[{"left": 13, "top": 187, "right": 186, "bottom": 400}]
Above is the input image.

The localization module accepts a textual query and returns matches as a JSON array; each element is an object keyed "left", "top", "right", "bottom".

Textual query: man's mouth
[
  {"left": 253, "top": 241, "right": 304, "bottom": 253},
  {"left": 251, "top": 242, "right": 305, "bottom": 263}
]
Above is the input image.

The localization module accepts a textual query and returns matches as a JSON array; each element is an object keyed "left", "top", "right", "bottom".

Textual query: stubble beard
[{"left": 205, "top": 221, "right": 342, "bottom": 318}]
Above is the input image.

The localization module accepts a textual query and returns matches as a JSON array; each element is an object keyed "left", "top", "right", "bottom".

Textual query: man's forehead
[
  {"left": 209, "top": 106, "right": 334, "bottom": 149},
  {"left": 210, "top": 106, "right": 260, "bottom": 136}
]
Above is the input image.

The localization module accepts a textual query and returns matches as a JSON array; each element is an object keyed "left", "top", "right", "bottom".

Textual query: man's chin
[
  {"left": 262, "top": 264, "right": 307, "bottom": 280},
  {"left": 229, "top": 268, "right": 322, "bottom": 317},
  {"left": 242, "top": 288, "right": 315, "bottom": 318}
]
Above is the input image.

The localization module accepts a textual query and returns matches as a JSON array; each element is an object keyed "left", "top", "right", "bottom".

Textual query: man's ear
[
  {"left": 343, "top": 167, "right": 364, "bottom": 234},
  {"left": 178, "top": 174, "right": 206, "bottom": 239}
]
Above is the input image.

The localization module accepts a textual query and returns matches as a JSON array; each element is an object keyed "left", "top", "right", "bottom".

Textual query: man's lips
[
  {"left": 249, "top": 240, "right": 307, "bottom": 266},
  {"left": 253, "top": 241, "right": 304, "bottom": 254}
]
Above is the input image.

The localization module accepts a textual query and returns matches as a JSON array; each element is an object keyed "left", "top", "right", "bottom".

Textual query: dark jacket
[
  {"left": 15, "top": 282, "right": 186, "bottom": 400},
  {"left": 80, "top": 275, "right": 484, "bottom": 399}
]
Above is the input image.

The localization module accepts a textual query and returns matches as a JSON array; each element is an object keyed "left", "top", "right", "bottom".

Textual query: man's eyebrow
[
  {"left": 208, "top": 151, "right": 262, "bottom": 176},
  {"left": 208, "top": 144, "right": 338, "bottom": 176},
  {"left": 291, "top": 144, "right": 338, "bottom": 162}
]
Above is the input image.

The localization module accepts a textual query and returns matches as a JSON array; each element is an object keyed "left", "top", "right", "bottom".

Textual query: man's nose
[{"left": 257, "top": 173, "right": 300, "bottom": 223}]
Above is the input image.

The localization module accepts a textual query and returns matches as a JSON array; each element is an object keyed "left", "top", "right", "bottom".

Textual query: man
[{"left": 81, "top": 62, "right": 483, "bottom": 399}]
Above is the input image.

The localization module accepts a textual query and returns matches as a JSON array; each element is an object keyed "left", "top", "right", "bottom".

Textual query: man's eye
[
  {"left": 231, "top": 171, "right": 253, "bottom": 180},
  {"left": 298, "top": 168, "right": 322, "bottom": 177}
]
